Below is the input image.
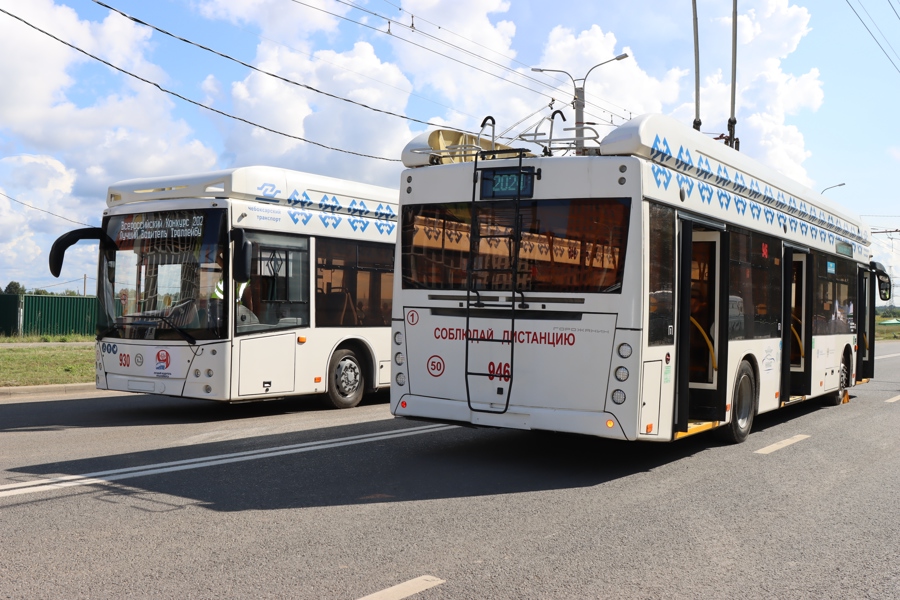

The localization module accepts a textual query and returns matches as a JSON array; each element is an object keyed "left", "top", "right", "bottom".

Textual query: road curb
[{"left": 0, "top": 382, "right": 98, "bottom": 398}]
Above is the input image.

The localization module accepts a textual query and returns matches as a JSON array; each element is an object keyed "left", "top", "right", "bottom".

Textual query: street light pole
[
  {"left": 532, "top": 53, "right": 628, "bottom": 155},
  {"left": 821, "top": 183, "right": 845, "bottom": 194}
]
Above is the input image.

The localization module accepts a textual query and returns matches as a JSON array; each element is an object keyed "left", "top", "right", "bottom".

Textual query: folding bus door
[
  {"left": 782, "top": 249, "right": 813, "bottom": 397},
  {"left": 857, "top": 265, "right": 875, "bottom": 380},
  {"left": 675, "top": 218, "right": 729, "bottom": 431}
]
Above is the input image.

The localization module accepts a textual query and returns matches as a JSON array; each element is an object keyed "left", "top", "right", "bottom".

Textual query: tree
[
  {"left": 3, "top": 281, "right": 25, "bottom": 295},
  {"left": 32, "top": 289, "right": 50, "bottom": 295}
]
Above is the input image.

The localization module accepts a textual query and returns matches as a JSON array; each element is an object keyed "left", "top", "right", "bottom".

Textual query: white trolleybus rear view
[
  {"left": 50, "top": 166, "right": 398, "bottom": 408},
  {"left": 390, "top": 115, "right": 891, "bottom": 442}
]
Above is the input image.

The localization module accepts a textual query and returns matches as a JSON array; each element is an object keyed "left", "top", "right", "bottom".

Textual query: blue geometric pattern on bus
[
  {"left": 288, "top": 210, "right": 313, "bottom": 226},
  {"left": 651, "top": 135, "right": 672, "bottom": 162},
  {"left": 348, "top": 217, "right": 370, "bottom": 232},
  {"left": 374, "top": 203, "right": 396, "bottom": 220},
  {"left": 748, "top": 179, "right": 761, "bottom": 199},
  {"left": 675, "top": 146, "right": 693, "bottom": 170},
  {"left": 800, "top": 222, "right": 809, "bottom": 235},
  {"left": 698, "top": 182, "right": 714, "bottom": 204},
  {"left": 696, "top": 156, "right": 714, "bottom": 180},
  {"left": 750, "top": 202, "right": 762, "bottom": 220},
  {"left": 257, "top": 183, "right": 281, "bottom": 198},
  {"left": 348, "top": 200, "right": 370, "bottom": 216},
  {"left": 828, "top": 233, "right": 835, "bottom": 244},
  {"left": 763, "top": 186, "right": 775, "bottom": 204},
  {"left": 676, "top": 173, "right": 694, "bottom": 196},
  {"left": 651, "top": 164, "right": 672, "bottom": 189},
  {"left": 763, "top": 208, "right": 775, "bottom": 224},
  {"left": 733, "top": 172, "right": 747, "bottom": 194},
  {"left": 319, "top": 194, "right": 341, "bottom": 212},
  {"left": 776, "top": 191, "right": 787, "bottom": 207},
  {"left": 734, "top": 196, "right": 747, "bottom": 215},
  {"left": 288, "top": 190, "right": 313, "bottom": 208},
  {"left": 320, "top": 214, "right": 342, "bottom": 228},
  {"left": 798, "top": 201, "right": 808, "bottom": 216},
  {"left": 375, "top": 221, "right": 396, "bottom": 236},
  {"left": 716, "top": 165, "right": 730, "bottom": 187},
  {"left": 789, "top": 217, "right": 798, "bottom": 232},
  {"left": 717, "top": 189, "right": 731, "bottom": 209},
  {"left": 777, "top": 214, "right": 787, "bottom": 229}
]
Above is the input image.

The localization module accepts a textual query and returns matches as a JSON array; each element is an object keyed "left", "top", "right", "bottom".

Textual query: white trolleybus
[
  {"left": 50, "top": 166, "right": 398, "bottom": 408},
  {"left": 389, "top": 115, "right": 892, "bottom": 442}
]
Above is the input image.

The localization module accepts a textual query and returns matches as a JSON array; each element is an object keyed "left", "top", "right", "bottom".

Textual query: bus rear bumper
[{"left": 392, "top": 394, "right": 629, "bottom": 440}]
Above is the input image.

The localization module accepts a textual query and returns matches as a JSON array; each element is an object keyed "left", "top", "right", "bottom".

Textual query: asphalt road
[{"left": 2, "top": 342, "right": 900, "bottom": 599}]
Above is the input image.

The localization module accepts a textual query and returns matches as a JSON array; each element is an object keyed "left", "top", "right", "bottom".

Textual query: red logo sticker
[
  {"left": 407, "top": 310, "right": 419, "bottom": 326},
  {"left": 156, "top": 349, "right": 171, "bottom": 371}
]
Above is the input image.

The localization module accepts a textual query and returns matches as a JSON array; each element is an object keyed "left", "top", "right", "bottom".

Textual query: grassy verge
[
  {"left": 0, "top": 334, "right": 95, "bottom": 344},
  {"left": 0, "top": 345, "right": 95, "bottom": 386}
]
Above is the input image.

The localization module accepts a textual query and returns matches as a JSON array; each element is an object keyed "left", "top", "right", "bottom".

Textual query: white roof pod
[
  {"left": 598, "top": 114, "right": 869, "bottom": 245},
  {"left": 107, "top": 166, "right": 397, "bottom": 209},
  {"left": 402, "top": 129, "right": 535, "bottom": 168}
]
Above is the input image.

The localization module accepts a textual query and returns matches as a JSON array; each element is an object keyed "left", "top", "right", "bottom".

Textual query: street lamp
[
  {"left": 821, "top": 183, "right": 845, "bottom": 194},
  {"left": 532, "top": 53, "right": 629, "bottom": 155}
]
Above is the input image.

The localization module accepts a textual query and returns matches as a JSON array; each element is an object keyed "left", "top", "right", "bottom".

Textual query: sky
[{"left": 1, "top": 0, "right": 900, "bottom": 296}]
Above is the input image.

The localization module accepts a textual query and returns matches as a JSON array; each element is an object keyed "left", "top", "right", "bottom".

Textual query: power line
[
  {"left": 858, "top": 0, "right": 900, "bottom": 63},
  {"left": 0, "top": 191, "right": 91, "bottom": 227},
  {"left": 0, "top": 6, "right": 400, "bottom": 162},
  {"left": 844, "top": 0, "right": 900, "bottom": 74},
  {"left": 92, "top": 1, "right": 477, "bottom": 135}
]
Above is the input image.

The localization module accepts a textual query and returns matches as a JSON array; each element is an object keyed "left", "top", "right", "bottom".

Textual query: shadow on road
[{"left": 6, "top": 390, "right": 856, "bottom": 512}]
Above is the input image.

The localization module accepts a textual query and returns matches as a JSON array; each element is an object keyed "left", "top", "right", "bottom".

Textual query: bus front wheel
[
  {"left": 326, "top": 349, "right": 365, "bottom": 409},
  {"left": 824, "top": 354, "right": 851, "bottom": 406},
  {"left": 717, "top": 360, "right": 756, "bottom": 444}
]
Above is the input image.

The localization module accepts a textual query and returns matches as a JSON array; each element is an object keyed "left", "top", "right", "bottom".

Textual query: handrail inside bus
[
  {"left": 790, "top": 325, "right": 805, "bottom": 358},
  {"left": 689, "top": 316, "right": 717, "bottom": 371}
]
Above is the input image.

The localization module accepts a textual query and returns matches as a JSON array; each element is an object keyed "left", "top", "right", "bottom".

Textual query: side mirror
[
  {"left": 879, "top": 274, "right": 892, "bottom": 302},
  {"left": 49, "top": 227, "right": 114, "bottom": 277},
  {"left": 232, "top": 229, "right": 252, "bottom": 283}
]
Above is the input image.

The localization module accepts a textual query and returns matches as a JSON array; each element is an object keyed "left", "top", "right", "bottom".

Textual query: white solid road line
[
  {"left": 0, "top": 424, "right": 456, "bottom": 499},
  {"left": 358, "top": 575, "right": 445, "bottom": 600},
  {"left": 886, "top": 395, "right": 900, "bottom": 404},
  {"left": 755, "top": 434, "right": 810, "bottom": 455}
]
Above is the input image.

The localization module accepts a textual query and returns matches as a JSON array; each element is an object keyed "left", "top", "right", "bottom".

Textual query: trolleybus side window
[
  {"left": 316, "top": 238, "right": 394, "bottom": 327},
  {"left": 648, "top": 203, "right": 675, "bottom": 346},
  {"left": 813, "top": 255, "right": 857, "bottom": 335},
  {"left": 728, "top": 227, "right": 782, "bottom": 340}
]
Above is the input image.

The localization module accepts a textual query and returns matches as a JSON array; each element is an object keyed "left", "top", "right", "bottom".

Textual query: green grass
[
  {"left": 0, "top": 333, "right": 95, "bottom": 344},
  {"left": 0, "top": 345, "right": 95, "bottom": 386}
]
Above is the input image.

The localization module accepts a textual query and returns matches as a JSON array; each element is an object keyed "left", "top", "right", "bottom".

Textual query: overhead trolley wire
[
  {"left": 0, "top": 6, "right": 400, "bottom": 162},
  {"left": 374, "top": 0, "right": 633, "bottom": 119},
  {"left": 0, "top": 190, "right": 92, "bottom": 228},
  {"left": 91, "top": 1, "right": 479, "bottom": 136},
  {"left": 844, "top": 0, "right": 900, "bottom": 74}
]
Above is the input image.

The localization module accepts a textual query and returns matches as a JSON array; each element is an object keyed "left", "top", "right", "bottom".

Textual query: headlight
[
  {"left": 617, "top": 343, "right": 633, "bottom": 359},
  {"left": 611, "top": 389, "right": 626, "bottom": 404},
  {"left": 615, "top": 367, "right": 629, "bottom": 382},
  {"left": 395, "top": 373, "right": 407, "bottom": 386},
  {"left": 395, "top": 352, "right": 405, "bottom": 366},
  {"left": 394, "top": 331, "right": 404, "bottom": 345}
]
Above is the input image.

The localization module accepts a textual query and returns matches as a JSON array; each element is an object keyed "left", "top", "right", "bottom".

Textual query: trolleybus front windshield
[
  {"left": 98, "top": 208, "right": 228, "bottom": 341},
  {"left": 401, "top": 198, "right": 630, "bottom": 293}
]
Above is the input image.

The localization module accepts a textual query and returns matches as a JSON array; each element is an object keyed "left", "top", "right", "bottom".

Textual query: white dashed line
[
  {"left": 885, "top": 395, "right": 900, "bottom": 404},
  {"left": 0, "top": 424, "right": 455, "bottom": 499},
  {"left": 874, "top": 353, "right": 900, "bottom": 361},
  {"left": 358, "top": 576, "right": 445, "bottom": 600},
  {"left": 755, "top": 434, "right": 810, "bottom": 455}
]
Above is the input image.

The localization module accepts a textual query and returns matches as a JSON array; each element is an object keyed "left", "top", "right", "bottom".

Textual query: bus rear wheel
[
  {"left": 326, "top": 349, "right": 364, "bottom": 409},
  {"left": 717, "top": 360, "right": 756, "bottom": 444},
  {"left": 824, "top": 354, "right": 851, "bottom": 406}
]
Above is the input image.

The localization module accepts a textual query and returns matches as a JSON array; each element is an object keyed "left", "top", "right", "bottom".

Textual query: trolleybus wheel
[
  {"left": 326, "top": 349, "right": 364, "bottom": 409},
  {"left": 717, "top": 360, "right": 756, "bottom": 444},
  {"left": 824, "top": 354, "right": 851, "bottom": 407}
]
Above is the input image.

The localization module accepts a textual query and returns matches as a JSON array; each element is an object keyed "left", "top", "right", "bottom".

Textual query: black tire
[
  {"left": 716, "top": 360, "right": 757, "bottom": 444},
  {"left": 325, "top": 349, "right": 364, "bottom": 409},
  {"left": 823, "top": 353, "right": 851, "bottom": 406}
]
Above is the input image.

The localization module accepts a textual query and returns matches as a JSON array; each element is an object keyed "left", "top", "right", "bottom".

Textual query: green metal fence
[{"left": 0, "top": 294, "right": 98, "bottom": 337}]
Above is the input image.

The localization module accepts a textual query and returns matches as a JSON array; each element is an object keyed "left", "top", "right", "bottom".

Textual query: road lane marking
[
  {"left": 886, "top": 395, "right": 900, "bottom": 403},
  {"left": 755, "top": 434, "right": 810, "bottom": 455},
  {"left": 874, "top": 353, "right": 900, "bottom": 361},
  {"left": 358, "top": 575, "right": 445, "bottom": 600},
  {"left": 0, "top": 424, "right": 456, "bottom": 499}
]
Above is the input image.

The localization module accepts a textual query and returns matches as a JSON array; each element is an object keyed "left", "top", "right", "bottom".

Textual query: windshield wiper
[{"left": 112, "top": 313, "right": 197, "bottom": 345}]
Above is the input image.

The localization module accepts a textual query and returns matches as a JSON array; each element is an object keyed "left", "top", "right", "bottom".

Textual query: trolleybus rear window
[{"left": 401, "top": 198, "right": 630, "bottom": 293}]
